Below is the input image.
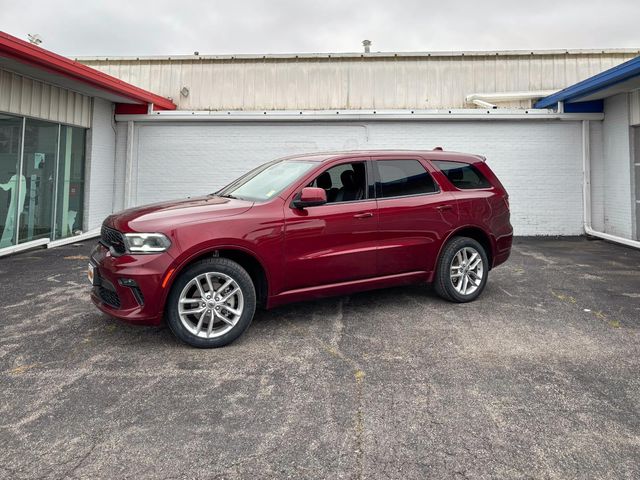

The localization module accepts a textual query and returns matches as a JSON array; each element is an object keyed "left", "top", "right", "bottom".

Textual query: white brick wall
[
  {"left": 365, "top": 121, "right": 585, "bottom": 236},
  {"left": 112, "top": 121, "right": 128, "bottom": 212},
  {"left": 117, "top": 119, "right": 592, "bottom": 236},
  {"left": 132, "top": 123, "right": 369, "bottom": 205},
  {"left": 599, "top": 94, "right": 633, "bottom": 238},
  {"left": 85, "top": 98, "right": 116, "bottom": 230}
]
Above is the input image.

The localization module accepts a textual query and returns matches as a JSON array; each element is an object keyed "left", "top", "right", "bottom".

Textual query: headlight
[{"left": 123, "top": 233, "right": 171, "bottom": 253}]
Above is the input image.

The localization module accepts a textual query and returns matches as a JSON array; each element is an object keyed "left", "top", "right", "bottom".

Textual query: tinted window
[
  {"left": 434, "top": 160, "right": 491, "bottom": 189},
  {"left": 376, "top": 160, "right": 438, "bottom": 198},
  {"left": 310, "top": 162, "right": 367, "bottom": 203}
]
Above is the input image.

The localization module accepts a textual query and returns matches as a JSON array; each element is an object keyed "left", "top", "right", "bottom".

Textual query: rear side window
[
  {"left": 434, "top": 160, "right": 491, "bottom": 189},
  {"left": 376, "top": 160, "right": 438, "bottom": 198}
]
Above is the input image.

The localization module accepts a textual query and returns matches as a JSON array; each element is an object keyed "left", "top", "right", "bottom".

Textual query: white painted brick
[
  {"left": 599, "top": 94, "right": 633, "bottom": 238},
  {"left": 121, "top": 120, "right": 588, "bottom": 236},
  {"left": 85, "top": 98, "right": 116, "bottom": 230}
]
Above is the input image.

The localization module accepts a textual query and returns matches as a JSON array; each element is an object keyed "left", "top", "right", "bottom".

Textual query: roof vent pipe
[{"left": 362, "top": 40, "right": 371, "bottom": 53}]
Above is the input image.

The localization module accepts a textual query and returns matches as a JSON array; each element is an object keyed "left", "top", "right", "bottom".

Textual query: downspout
[
  {"left": 124, "top": 121, "right": 135, "bottom": 209},
  {"left": 470, "top": 98, "right": 498, "bottom": 109},
  {"left": 465, "top": 90, "right": 559, "bottom": 108},
  {"left": 582, "top": 120, "right": 640, "bottom": 249}
]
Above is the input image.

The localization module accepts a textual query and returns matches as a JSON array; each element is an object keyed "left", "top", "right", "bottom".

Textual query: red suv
[{"left": 89, "top": 150, "right": 512, "bottom": 348}]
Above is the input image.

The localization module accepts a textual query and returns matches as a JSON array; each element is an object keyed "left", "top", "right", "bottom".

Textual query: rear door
[
  {"left": 282, "top": 159, "right": 378, "bottom": 291},
  {"left": 373, "top": 156, "right": 458, "bottom": 276}
]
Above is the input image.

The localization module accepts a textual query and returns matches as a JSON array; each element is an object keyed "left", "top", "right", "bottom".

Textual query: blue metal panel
[
  {"left": 563, "top": 100, "right": 604, "bottom": 113},
  {"left": 535, "top": 55, "right": 640, "bottom": 108}
]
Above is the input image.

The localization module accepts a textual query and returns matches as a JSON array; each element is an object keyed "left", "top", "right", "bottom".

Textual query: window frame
[
  {"left": 0, "top": 113, "right": 89, "bottom": 249},
  {"left": 306, "top": 159, "right": 372, "bottom": 206},
  {"left": 432, "top": 159, "right": 492, "bottom": 191},
  {"left": 372, "top": 158, "right": 441, "bottom": 201}
]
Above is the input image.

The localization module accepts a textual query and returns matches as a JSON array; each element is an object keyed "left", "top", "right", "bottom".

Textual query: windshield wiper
[{"left": 217, "top": 193, "right": 239, "bottom": 199}]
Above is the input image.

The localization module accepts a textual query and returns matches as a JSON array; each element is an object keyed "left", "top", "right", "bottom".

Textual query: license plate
[{"left": 87, "top": 263, "right": 96, "bottom": 285}]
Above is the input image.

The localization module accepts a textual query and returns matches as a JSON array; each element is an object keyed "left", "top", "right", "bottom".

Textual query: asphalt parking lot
[{"left": 1, "top": 237, "right": 639, "bottom": 479}]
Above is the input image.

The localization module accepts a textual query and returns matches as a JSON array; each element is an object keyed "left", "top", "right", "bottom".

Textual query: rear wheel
[
  {"left": 434, "top": 236, "right": 488, "bottom": 303},
  {"left": 166, "top": 258, "right": 256, "bottom": 348}
]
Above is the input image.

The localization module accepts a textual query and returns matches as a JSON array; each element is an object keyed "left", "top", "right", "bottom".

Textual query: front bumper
[{"left": 89, "top": 242, "right": 174, "bottom": 325}]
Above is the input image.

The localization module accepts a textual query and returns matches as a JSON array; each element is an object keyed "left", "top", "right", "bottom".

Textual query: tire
[
  {"left": 166, "top": 257, "right": 256, "bottom": 348},
  {"left": 434, "top": 236, "right": 489, "bottom": 303}
]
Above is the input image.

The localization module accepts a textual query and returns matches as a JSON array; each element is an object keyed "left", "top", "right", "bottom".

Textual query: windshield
[{"left": 216, "top": 160, "right": 316, "bottom": 202}]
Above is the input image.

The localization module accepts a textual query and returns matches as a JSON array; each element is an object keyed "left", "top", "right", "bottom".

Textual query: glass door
[
  {"left": 0, "top": 114, "right": 23, "bottom": 248},
  {"left": 18, "top": 119, "right": 58, "bottom": 243}
]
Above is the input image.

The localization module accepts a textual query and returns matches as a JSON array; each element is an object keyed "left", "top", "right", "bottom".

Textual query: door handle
[
  {"left": 353, "top": 212, "right": 374, "bottom": 219},
  {"left": 436, "top": 204, "right": 454, "bottom": 211}
]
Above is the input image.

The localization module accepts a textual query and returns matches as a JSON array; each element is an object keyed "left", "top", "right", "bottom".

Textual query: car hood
[{"left": 105, "top": 195, "right": 254, "bottom": 232}]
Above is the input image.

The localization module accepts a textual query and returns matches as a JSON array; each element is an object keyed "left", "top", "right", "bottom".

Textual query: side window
[
  {"left": 309, "top": 162, "right": 367, "bottom": 203},
  {"left": 434, "top": 160, "right": 491, "bottom": 189},
  {"left": 376, "top": 160, "right": 438, "bottom": 198}
]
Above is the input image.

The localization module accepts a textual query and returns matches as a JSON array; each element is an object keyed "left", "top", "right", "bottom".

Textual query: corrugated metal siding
[
  {"left": 79, "top": 51, "right": 639, "bottom": 111},
  {"left": 0, "top": 67, "right": 91, "bottom": 127}
]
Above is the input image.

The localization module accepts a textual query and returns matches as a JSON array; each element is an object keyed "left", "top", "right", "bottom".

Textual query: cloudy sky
[{"left": 2, "top": 0, "right": 639, "bottom": 56}]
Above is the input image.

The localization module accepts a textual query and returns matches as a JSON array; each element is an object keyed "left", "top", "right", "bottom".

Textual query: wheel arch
[
  {"left": 162, "top": 245, "right": 270, "bottom": 314},
  {"left": 438, "top": 226, "right": 495, "bottom": 270}
]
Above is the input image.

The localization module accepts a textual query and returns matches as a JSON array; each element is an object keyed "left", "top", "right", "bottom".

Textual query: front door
[
  {"left": 373, "top": 157, "right": 458, "bottom": 276},
  {"left": 282, "top": 160, "right": 377, "bottom": 292}
]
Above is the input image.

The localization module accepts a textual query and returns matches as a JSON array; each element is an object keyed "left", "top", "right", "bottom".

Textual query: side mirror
[{"left": 292, "top": 187, "right": 327, "bottom": 209}]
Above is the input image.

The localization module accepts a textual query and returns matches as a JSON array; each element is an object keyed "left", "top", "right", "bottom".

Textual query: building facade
[
  {"left": 1, "top": 30, "right": 639, "bottom": 256},
  {"left": 0, "top": 32, "right": 175, "bottom": 255}
]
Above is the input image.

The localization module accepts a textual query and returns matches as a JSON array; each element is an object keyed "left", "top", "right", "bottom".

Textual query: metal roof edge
[
  {"left": 115, "top": 108, "right": 604, "bottom": 122},
  {"left": 535, "top": 55, "right": 640, "bottom": 108},
  {"left": 74, "top": 48, "right": 640, "bottom": 63},
  {"left": 0, "top": 31, "right": 176, "bottom": 110}
]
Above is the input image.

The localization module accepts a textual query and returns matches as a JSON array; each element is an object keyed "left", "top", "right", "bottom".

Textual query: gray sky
[{"left": 2, "top": 0, "right": 639, "bottom": 56}]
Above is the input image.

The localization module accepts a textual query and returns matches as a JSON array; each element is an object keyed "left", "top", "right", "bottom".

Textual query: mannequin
[{"left": 0, "top": 174, "right": 27, "bottom": 248}]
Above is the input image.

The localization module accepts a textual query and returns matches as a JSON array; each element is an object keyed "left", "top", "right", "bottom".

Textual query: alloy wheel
[
  {"left": 178, "top": 272, "right": 244, "bottom": 339},
  {"left": 450, "top": 246, "right": 484, "bottom": 296}
]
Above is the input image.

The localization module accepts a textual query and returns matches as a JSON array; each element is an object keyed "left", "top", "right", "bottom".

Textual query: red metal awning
[{"left": 0, "top": 31, "right": 176, "bottom": 111}]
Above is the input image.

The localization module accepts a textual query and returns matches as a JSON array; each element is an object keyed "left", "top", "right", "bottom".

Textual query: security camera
[{"left": 28, "top": 34, "right": 43, "bottom": 45}]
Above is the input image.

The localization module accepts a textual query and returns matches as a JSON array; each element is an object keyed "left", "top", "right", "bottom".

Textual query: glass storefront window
[
  {"left": 55, "top": 126, "right": 85, "bottom": 240},
  {"left": 0, "top": 114, "right": 23, "bottom": 248},
  {"left": 0, "top": 112, "right": 87, "bottom": 250}
]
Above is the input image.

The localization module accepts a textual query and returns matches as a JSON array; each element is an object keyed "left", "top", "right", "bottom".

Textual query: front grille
[
  {"left": 101, "top": 225, "right": 126, "bottom": 255},
  {"left": 96, "top": 286, "right": 121, "bottom": 309}
]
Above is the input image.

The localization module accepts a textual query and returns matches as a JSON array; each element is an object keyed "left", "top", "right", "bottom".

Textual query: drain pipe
[
  {"left": 470, "top": 99, "right": 498, "bottom": 109},
  {"left": 465, "top": 90, "right": 558, "bottom": 108},
  {"left": 582, "top": 120, "right": 640, "bottom": 249}
]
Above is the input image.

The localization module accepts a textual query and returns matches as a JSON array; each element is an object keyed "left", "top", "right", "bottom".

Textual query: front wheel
[
  {"left": 166, "top": 258, "right": 256, "bottom": 348},
  {"left": 434, "top": 236, "right": 489, "bottom": 303}
]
